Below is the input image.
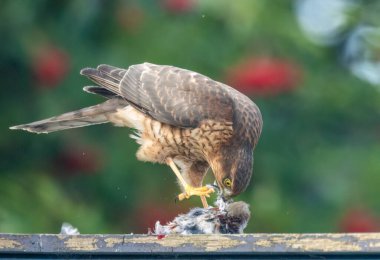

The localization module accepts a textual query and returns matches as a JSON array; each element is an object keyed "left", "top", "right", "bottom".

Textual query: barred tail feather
[
  {"left": 10, "top": 114, "right": 107, "bottom": 134},
  {"left": 10, "top": 99, "right": 128, "bottom": 134}
]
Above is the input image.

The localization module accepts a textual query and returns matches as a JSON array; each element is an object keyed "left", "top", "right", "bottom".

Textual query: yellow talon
[{"left": 178, "top": 185, "right": 215, "bottom": 201}]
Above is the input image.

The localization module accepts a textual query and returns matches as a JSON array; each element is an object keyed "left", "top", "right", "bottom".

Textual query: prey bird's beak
[
  {"left": 212, "top": 180, "right": 231, "bottom": 202},
  {"left": 221, "top": 193, "right": 231, "bottom": 202},
  {"left": 221, "top": 188, "right": 233, "bottom": 202},
  {"left": 212, "top": 180, "right": 224, "bottom": 198}
]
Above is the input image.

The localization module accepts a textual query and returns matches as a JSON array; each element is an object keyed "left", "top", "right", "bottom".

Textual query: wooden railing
[{"left": 1, "top": 233, "right": 380, "bottom": 259}]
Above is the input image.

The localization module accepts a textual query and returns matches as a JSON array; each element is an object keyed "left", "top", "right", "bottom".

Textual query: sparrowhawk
[{"left": 10, "top": 63, "right": 263, "bottom": 208}]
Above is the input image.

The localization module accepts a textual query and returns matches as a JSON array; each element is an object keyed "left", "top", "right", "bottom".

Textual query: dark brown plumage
[{"left": 10, "top": 63, "right": 263, "bottom": 207}]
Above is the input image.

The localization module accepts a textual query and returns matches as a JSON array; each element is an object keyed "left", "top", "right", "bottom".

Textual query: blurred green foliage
[{"left": 0, "top": 0, "right": 379, "bottom": 234}]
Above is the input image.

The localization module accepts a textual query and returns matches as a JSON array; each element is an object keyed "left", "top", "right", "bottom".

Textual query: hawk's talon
[{"left": 177, "top": 185, "right": 215, "bottom": 201}]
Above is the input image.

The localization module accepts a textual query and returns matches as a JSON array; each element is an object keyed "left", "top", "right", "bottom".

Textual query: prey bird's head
[{"left": 210, "top": 142, "right": 254, "bottom": 200}]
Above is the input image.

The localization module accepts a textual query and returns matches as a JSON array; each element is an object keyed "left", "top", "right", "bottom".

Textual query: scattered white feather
[{"left": 60, "top": 222, "right": 80, "bottom": 235}]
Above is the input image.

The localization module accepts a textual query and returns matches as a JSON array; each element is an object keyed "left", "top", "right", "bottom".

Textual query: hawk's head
[{"left": 211, "top": 142, "right": 254, "bottom": 199}]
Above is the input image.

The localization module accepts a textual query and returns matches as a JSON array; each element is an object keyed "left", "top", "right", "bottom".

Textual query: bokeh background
[{"left": 1, "top": 0, "right": 380, "bottom": 234}]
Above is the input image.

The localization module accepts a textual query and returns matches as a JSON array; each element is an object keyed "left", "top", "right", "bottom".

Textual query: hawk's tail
[{"left": 10, "top": 99, "right": 128, "bottom": 134}]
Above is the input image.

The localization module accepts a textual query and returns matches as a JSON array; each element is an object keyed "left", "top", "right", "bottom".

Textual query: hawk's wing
[{"left": 81, "top": 63, "right": 233, "bottom": 128}]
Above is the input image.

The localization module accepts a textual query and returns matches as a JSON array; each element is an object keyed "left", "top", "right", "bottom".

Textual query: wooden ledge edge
[{"left": 0, "top": 233, "right": 380, "bottom": 254}]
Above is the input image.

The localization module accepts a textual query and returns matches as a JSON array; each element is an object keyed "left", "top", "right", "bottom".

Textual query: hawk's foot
[{"left": 178, "top": 185, "right": 215, "bottom": 201}]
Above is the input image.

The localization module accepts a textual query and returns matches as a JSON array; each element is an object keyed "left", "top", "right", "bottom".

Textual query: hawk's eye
[{"left": 223, "top": 178, "right": 232, "bottom": 187}]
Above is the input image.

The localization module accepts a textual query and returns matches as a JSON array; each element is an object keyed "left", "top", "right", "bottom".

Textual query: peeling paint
[
  {"left": 255, "top": 234, "right": 366, "bottom": 252},
  {"left": 104, "top": 237, "right": 124, "bottom": 248},
  {"left": 290, "top": 238, "right": 361, "bottom": 252},
  {"left": 125, "top": 235, "right": 244, "bottom": 251},
  {"left": 356, "top": 233, "right": 380, "bottom": 240},
  {"left": 0, "top": 233, "right": 380, "bottom": 254},
  {"left": 0, "top": 238, "right": 22, "bottom": 249},
  {"left": 369, "top": 242, "right": 380, "bottom": 248},
  {"left": 255, "top": 239, "right": 272, "bottom": 248},
  {"left": 64, "top": 237, "right": 99, "bottom": 251}
]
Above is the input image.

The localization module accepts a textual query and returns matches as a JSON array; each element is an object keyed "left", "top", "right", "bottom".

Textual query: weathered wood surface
[{"left": 0, "top": 233, "right": 380, "bottom": 258}]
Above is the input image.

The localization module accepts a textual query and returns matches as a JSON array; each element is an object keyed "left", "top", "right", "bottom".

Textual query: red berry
[
  {"left": 162, "top": 0, "right": 195, "bottom": 13},
  {"left": 227, "top": 56, "right": 302, "bottom": 96},
  {"left": 54, "top": 145, "right": 103, "bottom": 176},
  {"left": 32, "top": 47, "right": 69, "bottom": 88},
  {"left": 340, "top": 208, "right": 379, "bottom": 232}
]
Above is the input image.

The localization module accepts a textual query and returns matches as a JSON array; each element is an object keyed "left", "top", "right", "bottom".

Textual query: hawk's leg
[{"left": 166, "top": 158, "right": 214, "bottom": 208}]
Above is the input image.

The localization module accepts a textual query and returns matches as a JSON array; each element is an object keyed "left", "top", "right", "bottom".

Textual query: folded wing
[{"left": 80, "top": 63, "right": 233, "bottom": 128}]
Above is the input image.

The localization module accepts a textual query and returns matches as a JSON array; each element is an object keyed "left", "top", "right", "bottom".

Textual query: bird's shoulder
[{"left": 120, "top": 63, "right": 236, "bottom": 128}]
